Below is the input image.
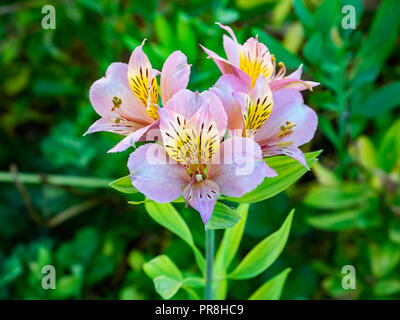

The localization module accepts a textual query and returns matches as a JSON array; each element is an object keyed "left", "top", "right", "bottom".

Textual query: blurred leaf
[
  {"left": 378, "top": 118, "right": 400, "bottom": 172},
  {"left": 177, "top": 12, "right": 197, "bottom": 60},
  {"left": 283, "top": 22, "right": 304, "bottom": 54},
  {"left": 143, "top": 255, "right": 183, "bottom": 280},
  {"left": 207, "top": 202, "right": 240, "bottom": 230},
  {"left": 154, "top": 275, "right": 182, "bottom": 300},
  {"left": 305, "top": 206, "right": 380, "bottom": 231},
  {"left": 294, "top": 0, "right": 314, "bottom": 30},
  {"left": 369, "top": 242, "right": 400, "bottom": 278},
  {"left": 249, "top": 268, "right": 291, "bottom": 300},
  {"left": 236, "top": 0, "right": 276, "bottom": 10},
  {"left": 144, "top": 201, "right": 205, "bottom": 274},
  {"left": 374, "top": 279, "right": 400, "bottom": 296},
  {"left": 226, "top": 151, "right": 321, "bottom": 203},
  {"left": 303, "top": 32, "right": 323, "bottom": 64},
  {"left": 314, "top": 0, "right": 339, "bottom": 35},
  {"left": 354, "top": 81, "right": 400, "bottom": 118},
  {"left": 155, "top": 15, "right": 175, "bottom": 51},
  {"left": 312, "top": 162, "right": 341, "bottom": 186},
  {"left": 272, "top": 0, "right": 292, "bottom": 27},
  {"left": 352, "top": 0, "right": 400, "bottom": 78},
  {"left": 109, "top": 175, "right": 138, "bottom": 194},
  {"left": 228, "top": 210, "right": 294, "bottom": 280},
  {"left": 304, "top": 183, "right": 372, "bottom": 210},
  {"left": 350, "top": 136, "right": 377, "bottom": 170}
]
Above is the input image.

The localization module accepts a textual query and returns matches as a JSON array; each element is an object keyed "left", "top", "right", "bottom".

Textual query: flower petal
[
  {"left": 263, "top": 145, "right": 309, "bottom": 169},
  {"left": 208, "top": 136, "right": 276, "bottom": 198},
  {"left": 127, "top": 144, "right": 189, "bottom": 202},
  {"left": 243, "top": 75, "right": 273, "bottom": 137},
  {"left": 270, "top": 65, "right": 319, "bottom": 91},
  {"left": 211, "top": 74, "right": 247, "bottom": 133},
  {"left": 165, "top": 89, "right": 227, "bottom": 136},
  {"left": 160, "top": 51, "right": 191, "bottom": 105},
  {"left": 89, "top": 62, "right": 152, "bottom": 124},
  {"left": 183, "top": 179, "right": 219, "bottom": 226},
  {"left": 128, "top": 40, "right": 160, "bottom": 117},
  {"left": 239, "top": 37, "right": 274, "bottom": 87},
  {"left": 85, "top": 117, "right": 143, "bottom": 136},
  {"left": 108, "top": 121, "right": 160, "bottom": 153},
  {"left": 200, "top": 44, "right": 252, "bottom": 89}
]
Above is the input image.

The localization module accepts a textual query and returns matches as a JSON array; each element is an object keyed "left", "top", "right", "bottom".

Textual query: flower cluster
[{"left": 87, "top": 24, "right": 318, "bottom": 226}]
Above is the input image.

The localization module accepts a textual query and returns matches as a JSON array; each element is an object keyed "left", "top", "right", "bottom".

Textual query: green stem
[{"left": 204, "top": 228, "right": 215, "bottom": 300}]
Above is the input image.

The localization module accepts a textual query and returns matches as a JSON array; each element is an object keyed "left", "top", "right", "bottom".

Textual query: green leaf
[
  {"left": 109, "top": 175, "right": 138, "bottom": 194},
  {"left": 294, "top": 0, "right": 314, "bottom": 30},
  {"left": 369, "top": 242, "right": 400, "bottom": 278},
  {"left": 225, "top": 151, "right": 321, "bottom": 203},
  {"left": 228, "top": 210, "right": 294, "bottom": 280},
  {"left": 177, "top": 12, "right": 197, "bottom": 60},
  {"left": 215, "top": 204, "right": 249, "bottom": 273},
  {"left": 304, "top": 184, "right": 372, "bottom": 210},
  {"left": 206, "top": 202, "right": 241, "bottom": 230},
  {"left": 303, "top": 32, "right": 323, "bottom": 64},
  {"left": 213, "top": 204, "right": 250, "bottom": 299},
  {"left": 249, "top": 268, "right": 291, "bottom": 300},
  {"left": 143, "top": 255, "right": 183, "bottom": 281},
  {"left": 144, "top": 201, "right": 205, "bottom": 274},
  {"left": 154, "top": 276, "right": 182, "bottom": 300},
  {"left": 352, "top": 0, "right": 400, "bottom": 78},
  {"left": 305, "top": 206, "right": 380, "bottom": 231},
  {"left": 314, "top": 0, "right": 339, "bottom": 35},
  {"left": 354, "top": 81, "right": 400, "bottom": 118},
  {"left": 378, "top": 118, "right": 400, "bottom": 172},
  {"left": 155, "top": 15, "right": 175, "bottom": 50}
]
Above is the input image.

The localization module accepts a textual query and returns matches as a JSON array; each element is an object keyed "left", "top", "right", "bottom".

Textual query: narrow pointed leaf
[
  {"left": 109, "top": 175, "right": 138, "bottom": 194},
  {"left": 154, "top": 276, "right": 182, "bottom": 300},
  {"left": 226, "top": 151, "right": 321, "bottom": 203},
  {"left": 207, "top": 202, "right": 241, "bottom": 230},
  {"left": 144, "top": 201, "right": 205, "bottom": 274},
  {"left": 228, "top": 210, "right": 294, "bottom": 280},
  {"left": 249, "top": 268, "right": 291, "bottom": 300},
  {"left": 143, "top": 255, "right": 183, "bottom": 281}
]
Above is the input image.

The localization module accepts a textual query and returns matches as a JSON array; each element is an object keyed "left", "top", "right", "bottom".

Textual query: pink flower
[
  {"left": 86, "top": 40, "right": 191, "bottom": 152},
  {"left": 127, "top": 90, "right": 276, "bottom": 225},
  {"left": 211, "top": 75, "right": 318, "bottom": 168},
  {"left": 200, "top": 23, "right": 319, "bottom": 92}
]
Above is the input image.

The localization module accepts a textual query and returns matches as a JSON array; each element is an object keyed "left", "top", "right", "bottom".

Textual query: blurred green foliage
[{"left": 0, "top": 0, "right": 399, "bottom": 299}]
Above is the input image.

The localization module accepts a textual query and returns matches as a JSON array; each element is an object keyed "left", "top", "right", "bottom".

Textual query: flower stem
[{"left": 204, "top": 228, "right": 215, "bottom": 300}]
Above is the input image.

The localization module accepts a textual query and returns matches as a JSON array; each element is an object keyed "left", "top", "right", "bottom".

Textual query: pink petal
[
  {"left": 85, "top": 117, "right": 143, "bottom": 136},
  {"left": 89, "top": 62, "right": 152, "bottom": 123},
  {"left": 127, "top": 144, "right": 189, "bottom": 202},
  {"left": 200, "top": 44, "right": 252, "bottom": 89},
  {"left": 254, "top": 89, "right": 318, "bottom": 154},
  {"left": 127, "top": 40, "right": 160, "bottom": 111},
  {"left": 183, "top": 179, "right": 219, "bottom": 225},
  {"left": 263, "top": 145, "right": 309, "bottom": 169},
  {"left": 269, "top": 78, "right": 319, "bottom": 92},
  {"left": 223, "top": 35, "right": 239, "bottom": 66},
  {"left": 164, "top": 89, "right": 227, "bottom": 136},
  {"left": 160, "top": 51, "right": 191, "bottom": 105},
  {"left": 208, "top": 136, "right": 276, "bottom": 198},
  {"left": 108, "top": 121, "right": 160, "bottom": 153}
]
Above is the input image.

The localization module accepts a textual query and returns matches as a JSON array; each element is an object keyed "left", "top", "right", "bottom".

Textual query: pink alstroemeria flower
[
  {"left": 127, "top": 90, "right": 276, "bottom": 225},
  {"left": 200, "top": 23, "right": 319, "bottom": 92},
  {"left": 86, "top": 40, "right": 191, "bottom": 152},
  {"left": 211, "top": 74, "right": 318, "bottom": 168}
]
